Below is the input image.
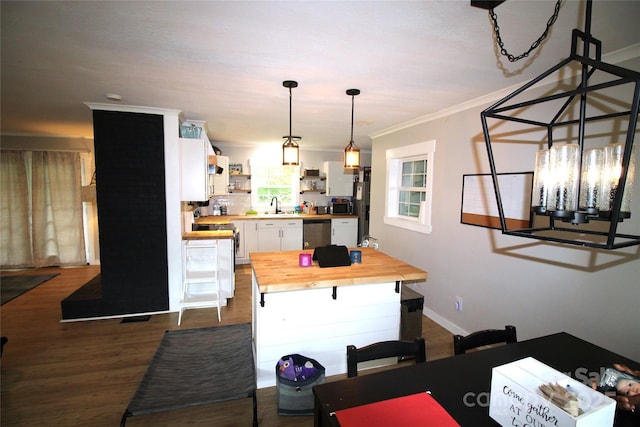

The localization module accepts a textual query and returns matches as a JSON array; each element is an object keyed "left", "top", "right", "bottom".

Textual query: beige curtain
[
  {"left": 0, "top": 151, "right": 87, "bottom": 268},
  {"left": 0, "top": 151, "right": 32, "bottom": 267}
]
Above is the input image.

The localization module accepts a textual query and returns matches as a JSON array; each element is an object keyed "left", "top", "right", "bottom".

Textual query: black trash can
[
  {"left": 401, "top": 285, "right": 424, "bottom": 344},
  {"left": 276, "top": 354, "right": 325, "bottom": 416}
]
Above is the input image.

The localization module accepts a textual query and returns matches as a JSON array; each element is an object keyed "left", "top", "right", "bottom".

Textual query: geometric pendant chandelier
[{"left": 480, "top": 0, "right": 639, "bottom": 249}]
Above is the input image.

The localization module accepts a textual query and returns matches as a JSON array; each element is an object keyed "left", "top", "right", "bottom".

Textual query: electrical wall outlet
[{"left": 455, "top": 296, "right": 463, "bottom": 312}]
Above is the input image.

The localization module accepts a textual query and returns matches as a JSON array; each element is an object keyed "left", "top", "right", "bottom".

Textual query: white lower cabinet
[
  {"left": 237, "top": 218, "right": 354, "bottom": 264},
  {"left": 257, "top": 219, "right": 302, "bottom": 252},
  {"left": 236, "top": 220, "right": 259, "bottom": 264},
  {"left": 331, "top": 217, "right": 358, "bottom": 247},
  {"left": 180, "top": 238, "right": 235, "bottom": 324}
]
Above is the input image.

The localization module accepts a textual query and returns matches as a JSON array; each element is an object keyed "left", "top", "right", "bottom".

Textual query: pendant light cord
[
  {"left": 346, "top": 88, "right": 360, "bottom": 143},
  {"left": 489, "top": 0, "right": 562, "bottom": 62},
  {"left": 350, "top": 94, "right": 355, "bottom": 142},
  {"left": 282, "top": 80, "right": 299, "bottom": 141},
  {"left": 288, "top": 85, "right": 293, "bottom": 139}
]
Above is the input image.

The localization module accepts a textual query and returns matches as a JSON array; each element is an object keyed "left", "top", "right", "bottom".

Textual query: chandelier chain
[{"left": 489, "top": 0, "right": 562, "bottom": 62}]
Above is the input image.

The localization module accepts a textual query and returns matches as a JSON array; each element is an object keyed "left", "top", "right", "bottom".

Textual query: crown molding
[{"left": 370, "top": 43, "right": 640, "bottom": 139}]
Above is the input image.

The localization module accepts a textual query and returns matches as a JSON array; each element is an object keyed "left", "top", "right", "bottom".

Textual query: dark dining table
[{"left": 312, "top": 332, "right": 639, "bottom": 427}]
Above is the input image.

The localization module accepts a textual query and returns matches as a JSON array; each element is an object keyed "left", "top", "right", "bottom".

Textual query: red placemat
[{"left": 333, "top": 392, "right": 460, "bottom": 427}]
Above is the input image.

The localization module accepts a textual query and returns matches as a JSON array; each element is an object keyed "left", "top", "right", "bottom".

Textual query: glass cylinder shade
[
  {"left": 531, "top": 149, "right": 550, "bottom": 213},
  {"left": 579, "top": 148, "right": 603, "bottom": 213},
  {"left": 546, "top": 144, "right": 579, "bottom": 216},
  {"left": 599, "top": 143, "right": 635, "bottom": 216},
  {"left": 624, "top": 145, "right": 636, "bottom": 215},
  {"left": 344, "top": 142, "right": 360, "bottom": 169},
  {"left": 282, "top": 139, "right": 299, "bottom": 166}
]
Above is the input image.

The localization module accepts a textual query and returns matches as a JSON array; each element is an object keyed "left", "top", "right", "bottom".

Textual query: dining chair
[
  {"left": 346, "top": 337, "right": 426, "bottom": 378},
  {"left": 453, "top": 325, "right": 517, "bottom": 355}
]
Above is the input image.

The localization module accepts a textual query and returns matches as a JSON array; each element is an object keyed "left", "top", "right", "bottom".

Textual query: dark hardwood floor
[{"left": 1, "top": 264, "right": 454, "bottom": 426}]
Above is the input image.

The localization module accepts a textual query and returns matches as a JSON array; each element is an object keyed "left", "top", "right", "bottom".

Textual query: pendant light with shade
[
  {"left": 344, "top": 89, "right": 361, "bottom": 169},
  {"left": 282, "top": 80, "right": 300, "bottom": 166}
]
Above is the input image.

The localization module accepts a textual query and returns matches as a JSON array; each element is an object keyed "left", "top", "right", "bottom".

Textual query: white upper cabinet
[
  {"left": 323, "top": 161, "right": 354, "bottom": 197},
  {"left": 179, "top": 137, "right": 214, "bottom": 201},
  {"left": 179, "top": 119, "right": 230, "bottom": 201},
  {"left": 212, "top": 155, "right": 229, "bottom": 196}
]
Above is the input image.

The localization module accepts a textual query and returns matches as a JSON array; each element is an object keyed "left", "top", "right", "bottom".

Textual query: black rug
[
  {"left": 121, "top": 323, "right": 256, "bottom": 425},
  {"left": 1, "top": 274, "right": 60, "bottom": 305},
  {"left": 121, "top": 315, "right": 151, "bottom": 324}
]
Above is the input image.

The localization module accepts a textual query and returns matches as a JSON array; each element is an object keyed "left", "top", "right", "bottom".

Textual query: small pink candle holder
[{"left": 299, "top": 253, "right": 312, "bottom": 267}]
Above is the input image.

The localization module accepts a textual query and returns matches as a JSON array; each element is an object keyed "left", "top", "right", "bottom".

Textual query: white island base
[{"left": 252, "top": 276, "right": 400, "bottom": 389}]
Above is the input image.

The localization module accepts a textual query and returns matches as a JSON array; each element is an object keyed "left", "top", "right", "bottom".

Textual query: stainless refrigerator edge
[{"left": 353, "top": 167, "right": 371, "bottom": 245}]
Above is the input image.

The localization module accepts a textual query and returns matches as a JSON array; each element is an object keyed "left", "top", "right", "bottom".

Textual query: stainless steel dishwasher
[{"left": 303, "top": 218, "right": 331, "bottom": 249}]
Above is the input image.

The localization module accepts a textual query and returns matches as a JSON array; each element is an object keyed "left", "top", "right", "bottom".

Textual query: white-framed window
[
  {"left": 384, "top": 140, "right": 435, "bottom": 234},
  {"left": 250, "top": 161, "right": 300, "bottom": 212}
]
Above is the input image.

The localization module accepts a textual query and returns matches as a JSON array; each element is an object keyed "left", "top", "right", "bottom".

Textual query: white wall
[{"left": 370, "top": 60, "right": 640, "bottom": 361}]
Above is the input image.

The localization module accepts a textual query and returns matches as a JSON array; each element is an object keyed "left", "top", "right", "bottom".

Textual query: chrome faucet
[{"left": 270, "top": 196, "right": 281, "bottom": 214}]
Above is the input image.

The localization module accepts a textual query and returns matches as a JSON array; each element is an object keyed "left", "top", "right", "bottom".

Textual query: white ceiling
[{"left": 2, "top": 1, "right": 639, "bottom": 152}]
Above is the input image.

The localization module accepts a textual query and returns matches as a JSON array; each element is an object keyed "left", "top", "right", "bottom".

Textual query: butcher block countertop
[
  {"left": 182, "top": 230, "right": 235, "bottom": 240},
  {"left": 195, "top": 213, "right": 355, "bottom": 223},
  {"left": 250, "top": 247, "right": 428, "bottom": 294}
]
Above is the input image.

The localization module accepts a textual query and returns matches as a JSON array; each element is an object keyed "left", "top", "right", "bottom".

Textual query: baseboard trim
[
  {"left": 60, "top": 310, "right": 171, "bottom": 323},
  {"left": 423, "top": 307, "right": 468, "bottom": 337}
]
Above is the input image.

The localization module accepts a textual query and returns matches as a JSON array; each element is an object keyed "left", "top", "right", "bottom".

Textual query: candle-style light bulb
[
  {"left": 546, "top": 144, "right": 579, "bottom": 217},
  {"left": 579, "top": 148, "right": 603, "bottom": 214}
]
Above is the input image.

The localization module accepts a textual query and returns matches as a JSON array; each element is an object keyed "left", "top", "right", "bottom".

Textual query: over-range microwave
[{"left": 331, "top": 202, "right": 352, "bottom": 214}]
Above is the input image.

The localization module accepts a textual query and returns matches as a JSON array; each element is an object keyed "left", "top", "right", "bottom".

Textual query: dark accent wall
[{"left": 93, "top": 110, "right": 169, "bottom": 314}]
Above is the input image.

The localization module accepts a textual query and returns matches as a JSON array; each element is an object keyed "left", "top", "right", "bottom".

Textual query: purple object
[
  {"left": 297, "top": 362, "right": 318, "bottom": 381},
  {"left": 278, "top": 356, "right": 297, "bottom": 380},
  {"left": 278, "top": 356, "right": 319, "bottom": 382},
  {"left": 299, "top": 253, "right": 312, "bottom": 267}
]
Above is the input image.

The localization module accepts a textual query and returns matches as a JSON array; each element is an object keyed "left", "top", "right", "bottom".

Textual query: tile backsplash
[{"left": 204, "top": 193, "right": 340, "bottom": 216}]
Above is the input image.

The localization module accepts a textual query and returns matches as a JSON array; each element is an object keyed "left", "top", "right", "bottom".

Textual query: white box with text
[{"left": 489, "top": 357, "right": 615, "bottom": 427}]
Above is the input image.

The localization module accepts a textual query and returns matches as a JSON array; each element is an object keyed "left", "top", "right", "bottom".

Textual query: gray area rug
[
  {"left": 122, "top": 323, "right": 256, "bottom": 423},
  {"left": 0, "top": 274, "right": 59, "bottom": 305}
]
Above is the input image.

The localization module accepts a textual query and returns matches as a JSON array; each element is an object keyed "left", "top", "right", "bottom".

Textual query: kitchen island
[{"left": 250, "top": 247, "right": 428, "bottom": 388}]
